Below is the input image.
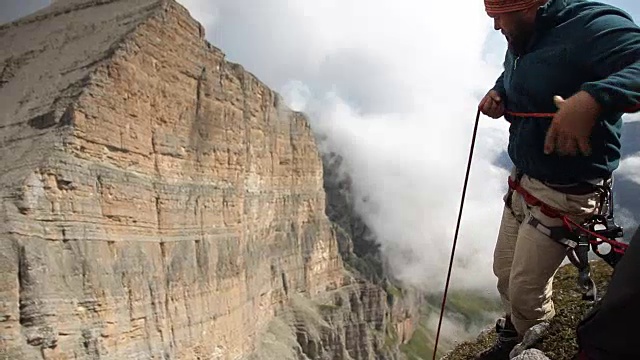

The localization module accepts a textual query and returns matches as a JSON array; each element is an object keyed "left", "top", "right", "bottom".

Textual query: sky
[{"left": 2, "top": 0, "right": 639, "bottom": 295}]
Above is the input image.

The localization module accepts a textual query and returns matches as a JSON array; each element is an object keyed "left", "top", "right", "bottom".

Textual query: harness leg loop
[{"left": 526, "top": 214, "right": 597, "bottom": 301}]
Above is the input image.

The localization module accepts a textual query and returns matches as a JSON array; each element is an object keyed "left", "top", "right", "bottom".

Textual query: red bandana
[{"left": 484, "top": 0, "right": 540, "bottom": 16}]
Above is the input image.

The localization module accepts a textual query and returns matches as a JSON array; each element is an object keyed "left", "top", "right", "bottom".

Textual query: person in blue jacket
[{"left": 476, "top": 0, "right": 640, "bottom": 358}]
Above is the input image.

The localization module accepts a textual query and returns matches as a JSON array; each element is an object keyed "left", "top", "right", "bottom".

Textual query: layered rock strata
[
  {"left": 0, "top": 1, "right": 425, "bottom": 359},
  {"left": 0, "top": 1, "right": 344, "bottom": 358}
]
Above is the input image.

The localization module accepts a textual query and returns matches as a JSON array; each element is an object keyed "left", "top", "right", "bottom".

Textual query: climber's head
[{"left": 485, "top": 0, "right": 548, "bottom": 54}]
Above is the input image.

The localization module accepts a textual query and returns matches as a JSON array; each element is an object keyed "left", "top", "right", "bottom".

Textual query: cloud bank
[
  {"left": 177, "top": 0, "right": 512, "bottom": 296},
  {"left": 619, "top": 155, "right": 640, "bottom": 185}
]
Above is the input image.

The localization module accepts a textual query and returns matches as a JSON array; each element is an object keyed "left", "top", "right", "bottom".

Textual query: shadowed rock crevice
[{"left": 322, "top": 151, "right": 385, "bottom": 284}]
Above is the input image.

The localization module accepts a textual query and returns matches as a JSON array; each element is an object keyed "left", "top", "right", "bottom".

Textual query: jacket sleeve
[
  {"left": 492, "top": 71, "right": 507, "bottom": 99},
  {"left": 579, "top": 8, "right": 640, "bottom": 114}
]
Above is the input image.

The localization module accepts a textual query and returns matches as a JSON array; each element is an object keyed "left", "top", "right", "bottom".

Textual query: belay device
[{"left": 560, "top": 184, "right": 627, "bottom": 301}]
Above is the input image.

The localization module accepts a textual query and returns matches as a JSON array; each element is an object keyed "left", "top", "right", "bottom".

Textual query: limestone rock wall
[
  {"left": 249, "top": 277, "right": 421, "bottom": 360},
  {"left": 0, "top": 1, "right": 343, "bottom": 359},
  {"left": 0, "top": 1, "right": 427, "bottom": 359}
]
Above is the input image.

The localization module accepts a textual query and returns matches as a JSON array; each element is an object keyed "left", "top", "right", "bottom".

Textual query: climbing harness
[
  {"left": 506, "top": 171, "right": 628, "bottom": 301},
  {"left": 503, "top": 104, "right": 629, "bottom": 300}
]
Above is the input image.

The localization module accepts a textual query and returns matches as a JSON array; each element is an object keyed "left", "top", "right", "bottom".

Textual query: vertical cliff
[{"left": 0, "top": 0, "right": 421, "bottom": 359}]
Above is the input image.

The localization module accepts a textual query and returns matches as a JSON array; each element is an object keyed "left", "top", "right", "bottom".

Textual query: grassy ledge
[{"left": 443, "top": 260, "right": 614, "bottom": 360}]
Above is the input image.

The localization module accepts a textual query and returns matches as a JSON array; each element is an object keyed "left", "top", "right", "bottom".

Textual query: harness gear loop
[{"left": 506, "top": 170, "right": 628, "bottom": 301}]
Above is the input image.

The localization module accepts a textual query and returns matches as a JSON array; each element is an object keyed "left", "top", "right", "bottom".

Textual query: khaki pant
[{"left": 493, "top": 168, "right": 602, "bottom": 336}]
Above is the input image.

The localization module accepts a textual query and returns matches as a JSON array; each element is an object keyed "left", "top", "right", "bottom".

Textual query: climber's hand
[
  {"left": 544, "top": 91, "right": 601, "bottom": 156},
  {"left": 479, "top": 90, "right": 505, "bottom": 119}
]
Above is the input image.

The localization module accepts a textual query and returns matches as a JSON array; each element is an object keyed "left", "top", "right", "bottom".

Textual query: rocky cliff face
[
  {"left": 0, "top": 1, "right": 420, "bottom": 359},
  {"left": 321, "top": 151, "right": 424, "bottom": 350}
]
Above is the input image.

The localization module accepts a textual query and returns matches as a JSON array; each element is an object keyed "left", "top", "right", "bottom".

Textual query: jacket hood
[
  {"left": 536, "top": 0, "right": 572, "bottom": 30},
  {"left": 537, "top": 0, "right": 636, "bottom": 30}
]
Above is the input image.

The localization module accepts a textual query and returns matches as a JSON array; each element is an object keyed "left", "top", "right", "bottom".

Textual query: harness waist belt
[{"left": 542, "top": 180, "right": 604, "bottom": 196}]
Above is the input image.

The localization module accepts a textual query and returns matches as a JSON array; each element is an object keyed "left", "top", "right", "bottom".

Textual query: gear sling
[{"left": 504, "top": 169, "right": 629, "bottom": 301}]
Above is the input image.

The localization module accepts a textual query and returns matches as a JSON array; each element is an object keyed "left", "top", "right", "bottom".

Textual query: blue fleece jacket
[{"left": 493, "top": 0, "right": 640, "bottom": 184}]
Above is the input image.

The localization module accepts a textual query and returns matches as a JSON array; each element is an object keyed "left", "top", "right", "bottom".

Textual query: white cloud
[
  {"left": 618, "top": 153, "right": 640, "bottom": 185},
  {"left": 177, "top": 0, "right": 512, "bottom": 296},
  {"left": 623, "top": 113, "right": 640, "bottom": 122},
  {"left": 616, "top": 207, "right": 638, "bottom": 234}
]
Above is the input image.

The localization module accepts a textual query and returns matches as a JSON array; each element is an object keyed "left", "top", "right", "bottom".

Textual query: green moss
[
  {"left": 384, "top": 282, "right": 403, "bottom": 306},
  {"left": 385, "top": 321, "right": 400, "bottom": 349},
  {"left": 317, "top": 303, "right": 340, "bottom": 312},
  {"left": 386, "top": 283, "right": 402, "bottom": 298},
  {"left": 400, "top": 325, "right": 437, "bottom": 360},
  {"left": 398, "top": 302, "right": 461, "bottom": 360},
  {"left": 438, "top": 290, "right": 503, "bottom": 330},
  {"left": 344, "top": 254, "right": 386, "bottom": 284},
  {"left": 444, "top": 260, "right": 613, "bottom": 360}
]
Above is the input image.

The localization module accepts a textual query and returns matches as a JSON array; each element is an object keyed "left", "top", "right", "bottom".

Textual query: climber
[{"left": 475, "top": 0, "right": 640, "bottom": 358}]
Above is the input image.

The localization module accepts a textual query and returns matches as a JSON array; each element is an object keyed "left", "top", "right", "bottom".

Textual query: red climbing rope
[
  {"left": 432, "top": 108, "right": 481, "bottom": 360},
  {"left": 504, "top": 110, "right": 555, "bottom": 118}
]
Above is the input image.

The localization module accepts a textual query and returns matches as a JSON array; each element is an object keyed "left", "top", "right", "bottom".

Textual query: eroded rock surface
[
  {"left": 0, "top": 1, "right": 428, "bottom": 359},
  {"left": 1, "top": 1, "right": 344, "bottom": 358}
]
